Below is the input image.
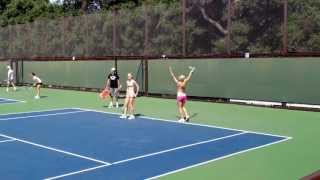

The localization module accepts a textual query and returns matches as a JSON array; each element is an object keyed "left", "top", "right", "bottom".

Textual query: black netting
[
  {"left": 86, "top": 12, "right": 113, "bottom": 56},
  {"left": 115, "top": 7, "right": 145, "bottom": 56},
  {"left": 186, "top": 0, "right": 228, "bottom": 55},
  {"left": 0, "top": 26, "right": 10, "bottom": 58},
  {"left": 64, "top": 16, "right": 88, "bottom": 57},
  {"left": 45, "top": 19, "right": 65, "bottom": 56},
  {"left": 147, "top": 3, "right": 182, "bottom": 56},
  {"left": 230, "top": 0, "right": 283, "bottom": 54}
]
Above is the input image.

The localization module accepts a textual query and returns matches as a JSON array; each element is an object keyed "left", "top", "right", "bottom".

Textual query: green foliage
[
  {"left": 0, "top": 0, "right": 64, "bottom": 26},
  {"left": 288, "top": 0, "right": 320, "bottom": 51},
  {"left": 0, "top": 0, "right": 319, "bottom": 58}
]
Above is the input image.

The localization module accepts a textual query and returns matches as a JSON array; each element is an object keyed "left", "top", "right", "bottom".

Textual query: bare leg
[
  {"left": 11, "top": 82, "right": 16, "bottom": 91},
  {"left": 123, "top": 97, "right": 129, "bottom": 116},
  {"left": 182, "top": 106, "right": 190, "bottom": 121},
  {"left": 36, "top": 85, "right": 41, "bottom": 97},
  {"left": 129, "top": 98, "right": 135, "bottom": 116},
  {"left": 177, "top": 102, "right": 185, "bottom": 120}
]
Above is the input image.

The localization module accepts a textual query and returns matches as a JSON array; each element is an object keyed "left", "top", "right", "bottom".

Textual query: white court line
[
  {"left": 112, "top": 132, "right": 247, "bottom": 165},
  {"left": 0, "top": 98, "right": 26, "bottom": 103},
  {"left": 146, "top": 137, "right": 291, "bottom": 180},
  {"left": 74, "top": 107, "right": 292, "bottom": 139},
  {"left": 0, "top": 139, "right": 16, "bottom": 143},
  {"left": 0, "top": 108, "right": 292, "bottom": 179},
  {"left": 0, "top": 110, "right": 86, "bottom": 121},
  {"left": 0, "top": 108, "right": 79, "bottom": 116},
  {"left": 44, "top": 164, "right": 110, "bottom": 180},
  {"left": 0, "top": 133, "right": 110, "bottom": 165}
]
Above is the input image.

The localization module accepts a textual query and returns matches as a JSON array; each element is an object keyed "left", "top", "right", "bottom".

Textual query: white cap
[{"left": 111, "top": 67, "right": 116, "bottom": 71}]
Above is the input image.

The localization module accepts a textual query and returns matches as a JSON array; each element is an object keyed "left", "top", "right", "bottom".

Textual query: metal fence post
[
  {"left": 282, "top": 0, "right": 288, "bottom": 55},
  {"left": 182, "top": 0, "right": 186, "bottom": 56},
  {"left": 226, "top": 0, "right": 232, "bottom": 55},
  {"left": 143, "top": 3, "right": 149, "bottom": 96}
]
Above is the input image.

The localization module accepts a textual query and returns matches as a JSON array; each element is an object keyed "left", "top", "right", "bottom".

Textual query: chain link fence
[{"left": 0, "top": 0, "right": 319, "bottom": 59}]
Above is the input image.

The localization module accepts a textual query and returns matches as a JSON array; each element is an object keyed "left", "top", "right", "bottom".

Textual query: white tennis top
[
  {"left": 33, "top": 76, "right": 42, "bottom": 83},
  {"left": 7, "top": 69, "right": 14, "bottom": 81}
]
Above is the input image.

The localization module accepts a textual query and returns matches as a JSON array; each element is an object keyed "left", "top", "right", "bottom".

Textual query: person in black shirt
[{"left": 106, "top": 67, "right": 121, "bottom": 108}]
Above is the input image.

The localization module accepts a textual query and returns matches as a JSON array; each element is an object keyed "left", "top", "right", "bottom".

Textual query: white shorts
[{"left": 7, "top": 79, "right": 14, "bottom": 84}]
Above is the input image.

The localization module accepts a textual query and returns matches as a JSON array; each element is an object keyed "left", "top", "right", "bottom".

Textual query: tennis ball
[
  {"left": 72, "top": 56, "right": 75, "bottom": 61},
  {"left": 161, "top": 54, "right": 166, "bottom": 59}
]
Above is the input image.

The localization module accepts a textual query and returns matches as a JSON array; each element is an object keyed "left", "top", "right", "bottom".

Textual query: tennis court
[
  {"left": 0, "top": 87, "right": 319, "bottom": 180},
  {"left": 0, "top": 107, "right": 289, "bottom": 179}
]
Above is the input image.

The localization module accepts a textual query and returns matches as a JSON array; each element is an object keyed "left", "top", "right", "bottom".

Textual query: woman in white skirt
[{"left": 120, "top": 73, "right": 139, "bottom": 120}]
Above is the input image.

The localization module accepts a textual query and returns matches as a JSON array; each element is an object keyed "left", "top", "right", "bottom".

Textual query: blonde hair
[{"left": 178, "top": 75, "right": 185, "bottom": 81}]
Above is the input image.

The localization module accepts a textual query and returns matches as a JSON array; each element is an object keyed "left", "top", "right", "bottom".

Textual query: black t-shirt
[{"left": 108, "top": 73, "right": 120, "bottom": 88}]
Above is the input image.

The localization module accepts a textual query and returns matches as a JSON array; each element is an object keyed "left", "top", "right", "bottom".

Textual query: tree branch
[{"left": 197, "top": 5, "right": 228, "bottom": 35}]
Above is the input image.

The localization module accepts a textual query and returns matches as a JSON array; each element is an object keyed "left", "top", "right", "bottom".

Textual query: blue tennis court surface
[
  {"left": 0, "top": 97, "right": 23, "bottom": 105},
  {"left": 0, "top": 108, "right": 291, "bottom": 180}
]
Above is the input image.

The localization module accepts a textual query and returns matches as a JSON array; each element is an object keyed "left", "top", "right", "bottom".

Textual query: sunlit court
[{"left": 1, "top": 0, "right": 320, "bottom": 179}]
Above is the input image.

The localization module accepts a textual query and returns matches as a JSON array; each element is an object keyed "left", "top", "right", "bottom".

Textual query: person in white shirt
[
  {"left": 31, "top": 72, "right": 42, "bottom": 99},
  {"left": 120, "top": 73, "right": 139, "bottom": 120},
  {"left": 6, "top": 65, "right": 16, "bottom": 92}
]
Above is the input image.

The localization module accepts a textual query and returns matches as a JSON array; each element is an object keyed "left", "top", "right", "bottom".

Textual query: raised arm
[
  {"left": 169, "top": 66, "right": 178, "bottom": 83},
  {"left": 185, "top": 67, "right": 195, "bottom": 82}
]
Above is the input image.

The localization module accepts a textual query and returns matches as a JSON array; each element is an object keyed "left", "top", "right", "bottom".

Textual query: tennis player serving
[{"left": 169, "top": 66, "right": 195, "bottom": 122}]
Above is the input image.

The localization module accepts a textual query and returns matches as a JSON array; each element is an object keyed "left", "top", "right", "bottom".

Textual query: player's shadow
[
  {"left": 175, "top": 113, "right": 198, "bottom": 120},
  {"left": 40, "top": 96, "right": 48, "bottom": 99}
]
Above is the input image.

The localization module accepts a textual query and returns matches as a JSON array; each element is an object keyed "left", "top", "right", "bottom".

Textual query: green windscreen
[
  {"left": 0, "top": 61, "right": 8, "bottom": 83},
  {"left": 22, "top": 60, "right": 114, "bottom": 89},
  {"left": 18, "top": 57, "right": 320, "bottom": 105},
  {"left": 148, "top": 58, "right": 320, "bottom": 105}
]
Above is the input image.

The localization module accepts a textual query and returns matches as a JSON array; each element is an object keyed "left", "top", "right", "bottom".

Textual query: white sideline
[
  {"left": 146, "top": 137, "right": 291, "bottom": 180},
  {"left": 0, "top": 108, "right": 292, "bottom": 179},
  {"left": 112, "top": 132, "right": 247, "bottom": 165},
  {"left": 74, "top": 107, "right": 292, "bottom": 139},
  {"left": 44, "top": 164, "right": 110, "bottom": 180},
  {"left": 0, "top": 110, "right": 86, "bottom": 121},
  {"left": 0, "top": 97, "right": 25, "bottom": 103},
  {"left": 0, "top": 139, "right": 16, "bottom": 143},
  {"left": 0, "top": 108, "right": 77, "bottom": 116},
  {"left": 0, "top": 133, "right": 110, "bottom": 165}
]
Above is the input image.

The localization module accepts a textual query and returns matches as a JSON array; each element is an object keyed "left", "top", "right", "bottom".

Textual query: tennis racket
[{"left": 99, "top": 88, "right": 110, "bottom": 100}]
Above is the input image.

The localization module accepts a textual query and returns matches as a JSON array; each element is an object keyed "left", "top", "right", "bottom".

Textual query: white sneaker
[
  {"left": 128, "top": 115, "right": 135, "bottom": 120},
  {"left": 120, "top": 114, "right": 127, "bottom": 119},
  {"left": 34, "top": 96, "right": 40, "bottom": 99},
  {"left": 178, "top": 119, "right": 186, "bottom": 123},
  {"left": 108, "top": 103, "right": 113, "bottom": 108},
  {"left": 13, "top": 87, "right": 16, "bottom": 91}
]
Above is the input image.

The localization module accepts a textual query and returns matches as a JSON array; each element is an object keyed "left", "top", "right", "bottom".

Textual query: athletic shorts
[
  {"left": 177, "top": 95, "right": 187, "bottom": 104},
  {"left": 109, "top": 88, "right": 119, "bottom": 97},
  {"left": 36, "top": 83, "right": 43, "bottom": 86},
  {"left": 7, "top": 79, "right": 14, "bottom": 84}
]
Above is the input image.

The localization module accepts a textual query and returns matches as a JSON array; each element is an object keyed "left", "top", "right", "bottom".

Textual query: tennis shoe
[
  {"left": 128, "top": 115, "right": 135, "bottom": 120},
  {"left": 120, "top": 114, "right": 127, "bottom": 119},
  {"left": 178, "top": 119, "right": 186, "bottom": 123}
]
